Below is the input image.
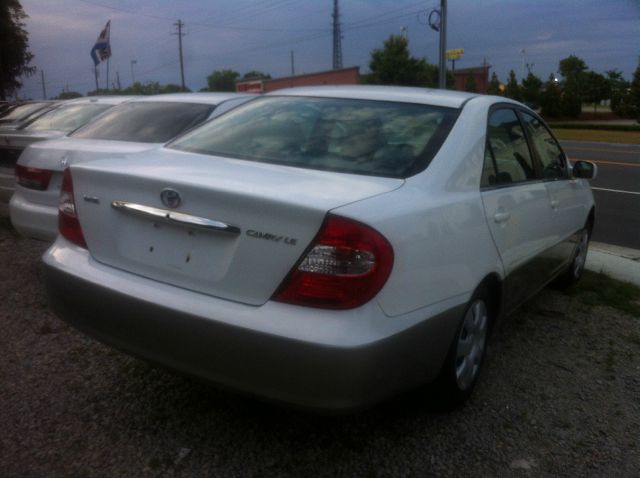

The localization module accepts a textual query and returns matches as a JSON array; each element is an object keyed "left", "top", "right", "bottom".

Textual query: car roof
[
  {"left": 268, "top": 85, "right": 482, "bottom": 109},
  {"left": 61, "top": 96, "right": 137, "bottom": 106},
  {"left": 127, "top": 92, "right": 255, "bottom": 105}
]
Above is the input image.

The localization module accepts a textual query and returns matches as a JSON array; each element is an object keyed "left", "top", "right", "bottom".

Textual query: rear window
[
  {"left": 70, "top": 101, "right": 215, "bottom": 143},
  {"left": 23, "top": 103, "right": 112, "bottom": 132},
  {"left": 0, "top": 103, "right": 51, "bottom": 122},
  {"left": 169, "top": 96, "right": 458, "bottom": 178}
]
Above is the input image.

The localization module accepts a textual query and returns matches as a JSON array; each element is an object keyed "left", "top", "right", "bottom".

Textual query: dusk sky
[{"left": 17, "top": 0, "right": 640, "bottom": 98}]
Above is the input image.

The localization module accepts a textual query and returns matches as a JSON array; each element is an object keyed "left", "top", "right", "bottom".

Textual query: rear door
[
  {"left": 480, "top": 107, "right": 553, "bottom": 311},
  {"left": 519, "top": 110, "right": 586, "bottom": 246}
]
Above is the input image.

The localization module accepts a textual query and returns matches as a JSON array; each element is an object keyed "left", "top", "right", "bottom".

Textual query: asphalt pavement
[{"left": 561, "top": 140, "right": 640, "bottom": 250}]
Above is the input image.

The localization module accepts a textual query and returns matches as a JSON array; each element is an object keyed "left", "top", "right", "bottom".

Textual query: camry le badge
[{"left": 160, "top": 188, "right": 182, "bottom": 209}]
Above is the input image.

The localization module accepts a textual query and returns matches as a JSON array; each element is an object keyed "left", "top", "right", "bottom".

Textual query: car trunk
[{"left": 71, "top": 152, "right": 404, "bottom": 306}]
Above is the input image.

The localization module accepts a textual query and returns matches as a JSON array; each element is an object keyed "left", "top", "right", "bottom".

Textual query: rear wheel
[
  {"left": 554, "top": 226, "right": 591, "bottom": 289},
  {"left": 432, "top": 288, "right": 492, "bottom": 408}
]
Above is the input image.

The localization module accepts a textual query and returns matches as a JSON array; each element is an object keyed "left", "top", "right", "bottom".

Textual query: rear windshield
[
  {"left": 0, "top": 102, "right": 51, "bottom": 122},
  {"left": 169, "top": 96, "right": 458, "bottom": 178},
  {"left": 23, "top": 103, "right": 112, "bottom": 132},
  {"left": 70, "top": 101, "right": 215, "bottom": 143}
]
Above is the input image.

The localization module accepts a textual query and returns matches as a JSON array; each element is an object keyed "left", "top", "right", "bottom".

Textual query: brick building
[
  {"left": 452, "top": 65, "right": 490, "bottom": 94},
  {"left": 236, "top": 66, "right": 360, "bottom": 93}
]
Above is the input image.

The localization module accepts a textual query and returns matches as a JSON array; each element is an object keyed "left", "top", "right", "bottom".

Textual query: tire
[
  {"left": 431, "top": 288, "right": 492, "bottom": 409},
  {"left": 553, "top": 226, "right": 591, "bottom": 290}
]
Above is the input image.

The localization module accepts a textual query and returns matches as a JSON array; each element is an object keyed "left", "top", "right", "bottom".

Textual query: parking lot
[{"left": 1, "top": 203, "right": 639, "bottom": 477}]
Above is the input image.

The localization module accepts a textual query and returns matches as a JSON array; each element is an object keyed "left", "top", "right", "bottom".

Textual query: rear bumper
[
  {"left": 44, "top": 240, "right": 465, "bottom": 411},
  {"left": 9, "top": 191, "right": 58, "bottom": 241}
]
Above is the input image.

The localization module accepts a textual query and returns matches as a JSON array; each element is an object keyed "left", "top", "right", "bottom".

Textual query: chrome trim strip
[{"left": 111, "top": 200, "right": 241, "bottom": 234}]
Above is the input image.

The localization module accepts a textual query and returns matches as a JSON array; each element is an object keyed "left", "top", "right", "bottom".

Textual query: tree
[
  {"left": 56, "top": 91, "right": 83, "bottom": 100},
  {"left": 504, "top": 70, "right": 521, "bottom": 101},
  {"left": 540, "top": 74, "right": 561, "bottom": 117},
  {"left": 464, "top": 74, "right": 477, "bottom": 93},
  {"left": 487, "top": 72, "right": 501, "bottom": 95},
  {"left": 0, "top": 0, "right": 36, "bottom": 100},
  {"left": 558, "top": 55, "right": 587, "bottom": 82},
  {"left": 606, "top": 69, "right": 631, "bottom": 116},
  {"left": 242, "top": 70, "right": 271, "bottom": 80},
  {"left": 368, "top": 35, "right": 434, "bottom": 87},
  {"left": 521, "top": 73, "right": 542, "bottom": 107},
  {"left": 560, "top": 79, "right": 582, "bottom": 117},
  {"left": 630, "top": 66, "right": 640, "bottom": 123},
  {"left": 206, "top": 69, "right": 240, "bottom": 92},
  {"left": 582, "top": 71, "right": 609, "bottom": 112}
]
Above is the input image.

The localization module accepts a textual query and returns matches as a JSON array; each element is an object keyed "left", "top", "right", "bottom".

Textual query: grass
[
  {"left": 552, "top": 128, "right": 640, "bottom": 144},
  {"left": 567, "top": 270, "right": 640, "bottom": 317}
]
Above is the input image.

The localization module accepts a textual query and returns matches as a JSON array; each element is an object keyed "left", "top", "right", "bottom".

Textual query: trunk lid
[{"left": 71, "top": 149, "right": 403, "bottom": 305}]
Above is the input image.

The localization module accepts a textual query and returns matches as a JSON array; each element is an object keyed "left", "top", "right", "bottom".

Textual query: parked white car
[
  {"left": 0, "top": 96, "right": 134, "bottom": 167},
  {"left": 43, "top": 86, "right": 596, "bottom": 410},
  {"left": 10, "top": 92, "right": 254, "bottom": 240}
]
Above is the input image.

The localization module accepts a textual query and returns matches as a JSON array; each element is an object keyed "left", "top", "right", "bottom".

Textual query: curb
[{"left": 586, "top": 242, "right": 640, "bottom": 287}]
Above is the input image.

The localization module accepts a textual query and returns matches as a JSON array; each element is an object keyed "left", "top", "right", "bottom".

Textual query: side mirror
[{"left": 572, "top": 160, "right": 597, "bottom": 180}]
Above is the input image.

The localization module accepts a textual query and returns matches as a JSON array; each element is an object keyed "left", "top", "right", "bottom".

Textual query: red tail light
[
  {"left": 273, "top": 214, "right": 394, "bottom": 309},
  {"left": 58, "top": 168, "right": 87, "bottom": 248},
  {"left": 15, "top": 165, "right": 53, "bottom": 191}
]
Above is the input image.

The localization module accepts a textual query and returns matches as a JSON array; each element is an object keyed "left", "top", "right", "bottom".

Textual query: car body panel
[
  {"left": 69, "top": 151, "right": 403, "bottom": 305},
  {"left": 10, "top": 93, "right": 255, "bottom": 241},
  {"left": 42, "top": 87, "right": 595, "bottom": 409}
]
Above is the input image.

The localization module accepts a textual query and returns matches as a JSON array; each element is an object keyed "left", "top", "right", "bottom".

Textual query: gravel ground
[{"left": 1, "top": 202, "right": 639, "bottom": 477}]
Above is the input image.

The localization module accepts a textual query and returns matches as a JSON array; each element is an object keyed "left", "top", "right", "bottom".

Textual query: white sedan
[
  {"left": 10, "top": 92, "right": 254, "bottom": 241},
  {"left": 43, "top": 86, "right": 596, "bottom": 410}
]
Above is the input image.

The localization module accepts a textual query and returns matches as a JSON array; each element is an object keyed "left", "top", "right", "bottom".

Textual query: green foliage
[
  {"left": 242, "top": 70, "right": 271, "bottom": 80},
  {"left": 504, "top": 70, "right": 522, "bottom": 101},
  {"left": 487, "top": 72, "right": 501, "bottom": 95},
  {"left": 0, "top": 0, "right": 36, "bottom": 100},
  {"left": 55, "top": 91, "right": 83, "bottom": 100},
  {"left": 558, "top": 55, "right": 587, "bottom": 82},
  {"left": 88, "top": 82, "right": 190, "bottom": 96},
  {"left": 560, "top": 79, "right": 582, "bottom": 117},
  {"left": 464, "top": 74, "right": 477, "bottom": 93},
  {"left": 521, "top": 73, "right": 542, "bottom": 106},
  {"left": 368, "top": 35, "right": 440, "bottom": 88},
  {"left": 583, "top": 71, "right": 609, "bottom": 112},
  {"left": 630, "top": 66, "right": 640, "bottom": 123},
  {"left": 547, "top": 123, "right": 640, "bottom": 132},
  {"left": 206, "top": 69, "right": 240, "bottom": 92},
  {"left": 540, "top": 74, "right": 561, "bottom": 117},
  {"left": 567, "top": 270, "right": 640, "bottom": 317},
  {"left": 607, "top": 69, "right": 632, "bottom": 117}
]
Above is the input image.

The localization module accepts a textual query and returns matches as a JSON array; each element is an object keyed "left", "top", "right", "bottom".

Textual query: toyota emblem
[{"left": 160, "top": 188, "right": 182, "bottom": 209}]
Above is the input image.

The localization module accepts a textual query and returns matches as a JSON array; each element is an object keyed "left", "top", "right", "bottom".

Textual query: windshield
[
  {"left": 23, "top": 103, "right": 112, "bottom": 132},
  {"left": 0, "top": 103, "right": 51, "bottom": 122},
  {"left": 169, "top": 96, "right": 459, "bottom": 178},
  {"left": 70, "top": 101, "right": 215, "bottom": 143}
]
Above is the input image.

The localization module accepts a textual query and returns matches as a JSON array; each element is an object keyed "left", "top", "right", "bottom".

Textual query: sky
[{"left": 16, "top": 0, "right": 640, "bottom": 99}]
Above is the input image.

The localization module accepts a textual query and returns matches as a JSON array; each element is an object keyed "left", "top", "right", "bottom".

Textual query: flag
[{"left": 90, "top": 20, "right": 112, "bottom": 66}]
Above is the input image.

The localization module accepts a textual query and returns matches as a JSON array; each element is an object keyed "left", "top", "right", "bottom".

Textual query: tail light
[
  {"left": 273, "top": 214, "right": 394, "bottom": 309},
  {"left": 58, "top": 168, "right": 87, "bottom": 248},
  {"left": 15, "top": 165, "right": 53, "bottom": 191}
]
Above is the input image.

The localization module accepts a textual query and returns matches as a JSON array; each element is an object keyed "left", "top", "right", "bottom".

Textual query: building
[
  {"left": 452, "top": 65, "right": 490, "bottom": 94},
  {"left": 236, "top": 66, "right": 360, "bottom": 93}
]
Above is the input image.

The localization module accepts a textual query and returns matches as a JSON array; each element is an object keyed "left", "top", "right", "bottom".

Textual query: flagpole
[
  {"left": 94, "top": 66, "right": 99, "bottom": 92},
  {"left": 106, "top": 58, "right": 110, "bottom": 91}
]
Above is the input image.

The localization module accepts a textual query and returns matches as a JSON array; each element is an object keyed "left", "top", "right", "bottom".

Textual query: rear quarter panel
[{"left": 334, "top": 97, "right": 504, "bottom": 317}]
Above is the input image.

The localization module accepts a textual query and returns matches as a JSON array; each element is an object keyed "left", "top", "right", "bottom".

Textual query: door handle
[
  {"left": 550, "top": 199, "right": 560, "bottom": 209},
  {"left": 493, "top": 211, "right": 511, "bottom": 223}
]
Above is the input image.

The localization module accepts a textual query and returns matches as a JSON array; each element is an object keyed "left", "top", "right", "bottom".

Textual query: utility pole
[
  {"left": 174, "top": 20, "right": 186, "bottom": 91},
  {"left": 438, "top": 0, "right": 447, "bottom": 89},
  {"left": 332, "top": 0, "right": 343, "bottom": 70},
  {"left": 520, "top": 49, "right": 526, "bottom": 81},
  {"left": 130, "top": 60, "right": 137, "bottom": 85},
  {"left": 116, "top": 71, "right": 121, "bottom": 90},
  {"left": 290, "top": 50, "right": 295, "bottom": 76},
  {"left": 39, "top": 70, "right": 47, "bottom": 99}
]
